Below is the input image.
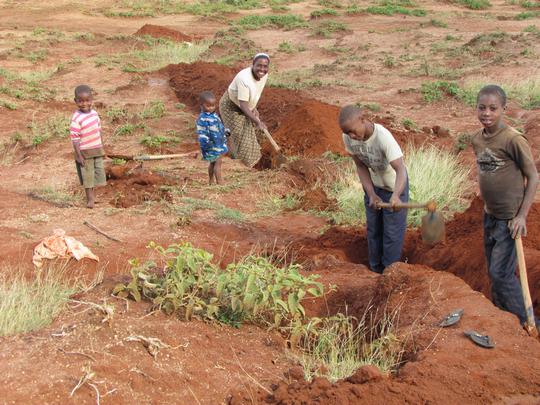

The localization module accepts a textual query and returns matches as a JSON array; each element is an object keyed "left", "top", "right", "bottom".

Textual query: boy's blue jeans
[
  {"left": 364, "top": 180, "right": 409, "bottom": 274},
  {"left": 483, "top": 213, "right": 529, "bottom": 325}
]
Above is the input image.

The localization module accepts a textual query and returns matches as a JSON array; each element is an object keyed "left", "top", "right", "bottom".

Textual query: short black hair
[
  {"left": 338, "top": 104, "right": 362, "bottom": 129},
  {"left": 74, "top": 84, "right": 92, "bottom": 99},
  {"left": 477, "top": 85, "right": 507, "bottom": 106},
  {"left": 199, "top": 90, "right": 215, "bottom": 104}
]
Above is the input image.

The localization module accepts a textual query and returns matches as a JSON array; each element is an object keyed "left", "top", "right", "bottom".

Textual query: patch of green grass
[
  {"left": 236, "top": 14, "right": 307, "bottom": 30},
  {"left": 182, "top": 0, "right": 262, "bottom": 16},
  {"left": 453, "top": 0, "right": 491, "bottom": 9},
  {"left": 298, "top": 311, "right": 403, "bottom": 382},
  {"left": 140, "top": 134, "right": 170, "bottom": 149},
  {"left": 318, "top": 0, "right": 343, "bottom": 8},
  {"left": 0, "top": 68, "right": 57, "bottom": 102},
  {"left": 278, "top": 41, "right": 303, "bottom": 53},
  {"left": 366, "top": 0, "right": 427, "bottom": 16},
  {"left": 312, "top": 20, "right": 348, "bottom": 37},
  {"left": 29, "top": 187, "right": 79, "bottom": 208},
  {"left": 420, "top": 80, "right": 459, "bottom": 102},
  {"left": 114, "top": 122, "right": 146, "bottom": 137},
  {"left": 0, "top": 266, "right": 75, "bottom": 336},
  {"left": 310, "top": 8, "right": 339, "bottom": 18},
  {"left": 215, "top": 207, "right": 246, "bottom": 223},
  {"left": 140, "top": 100, "right": 166, "bottom": 119},
  {"left": 358, "top": 102, "right": 381, "bottom": 112},
  {"left": 402, "top": 118, "right": 417, "bottom": 130},
  {"left": 383, "top": 54, "right": 396, "bottom": 68},
  {"left": 123, "top": 40, "right": 211, "bottom": 72},
  {"left": 454, "top": 132, "right": 472, "bottom": 152},
  {"left": 515, "top": 10, "right": 540, "bottom": 19},
  {"left": 27, "top": 115, "right": 70, "bottom": 146},
  {"left": 0, "top": 100, "right": 17, "bottom": 110},
  {"left": 257, "top": 192, "right": 300, "bottom": 215}
]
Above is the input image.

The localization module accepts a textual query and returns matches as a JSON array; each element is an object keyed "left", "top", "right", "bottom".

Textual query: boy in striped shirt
[{"left": 70, "top": 85, "right": 106, "bottom": 208}]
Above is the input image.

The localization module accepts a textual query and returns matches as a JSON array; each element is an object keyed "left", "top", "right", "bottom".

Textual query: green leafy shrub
[{"left": 113, "top": 243, "right": 324, "bottom": 329}]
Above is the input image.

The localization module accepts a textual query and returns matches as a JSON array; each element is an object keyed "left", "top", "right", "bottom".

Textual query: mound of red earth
[
  {"left": 229, "top": 262, "right": 540, "bottom": 404},
  {"left": 134, "top": 24, "right": 199, "bottom": 42},
  {"left": 102, "top": 165, "right": 177, "bottom": 208},
  {"left": 285, "top": 159, "right": 338, "bottom": 211},
  {"left": 271, "top": 100, "right": 345, "bottom": 156},
  {"left": 408, "top": 197, "right": 540, "bottom": 316}
]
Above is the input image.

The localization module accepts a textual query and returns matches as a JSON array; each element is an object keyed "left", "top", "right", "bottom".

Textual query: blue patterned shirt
[{"left": 196, "top": 111, "right": 228, "bottom": 161}]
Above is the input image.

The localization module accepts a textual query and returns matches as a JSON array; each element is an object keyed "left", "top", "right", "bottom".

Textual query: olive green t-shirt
[{"left": 472, "top": 125, "right": 535, "bottom": 220}]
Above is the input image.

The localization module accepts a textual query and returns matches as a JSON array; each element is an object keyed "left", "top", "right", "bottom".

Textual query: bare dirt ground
[{"left": 0, "top": 0, "right": 539, "bottom": 404}]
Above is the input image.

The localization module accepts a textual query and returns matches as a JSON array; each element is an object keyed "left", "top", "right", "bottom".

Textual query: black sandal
[
  {"left": 464, "top": 330, "right": 495, "bottom": 348},
  {"left": 438, "top": 309, "right": 464, "bottom": 327}
]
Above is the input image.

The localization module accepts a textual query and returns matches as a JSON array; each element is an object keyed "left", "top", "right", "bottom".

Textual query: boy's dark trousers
[
  {"left": 364, "top": 180, "right": 409, "bottom": 274},
  {"left": 483, "top": 213, "right": 528, "bottom": 325}
]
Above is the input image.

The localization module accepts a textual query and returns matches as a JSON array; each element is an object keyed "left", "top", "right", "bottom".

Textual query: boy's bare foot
[{"left": 86, "top": 201, "right": 94, "bottom": 209}]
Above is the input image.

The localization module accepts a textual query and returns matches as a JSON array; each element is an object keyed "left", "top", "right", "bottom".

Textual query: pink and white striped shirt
[{"left": 70, "top": 109, "right": 103, "bottom": 151}]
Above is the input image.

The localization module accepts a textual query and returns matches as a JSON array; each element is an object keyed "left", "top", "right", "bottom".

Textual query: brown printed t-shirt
[{"left": 472, "top": 125, "right": 535, "bottom": 220}]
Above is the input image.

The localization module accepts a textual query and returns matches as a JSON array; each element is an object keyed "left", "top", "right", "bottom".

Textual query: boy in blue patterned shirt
[{"left": 196, "top": 91, "right": 228, "bottom": 185}]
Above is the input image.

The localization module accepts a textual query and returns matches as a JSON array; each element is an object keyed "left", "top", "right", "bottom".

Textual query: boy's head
[
  {"left": 476, "top": 85, "right": 506, "bottom": 131},
  {"left": 339, "top": 105, "right": 369, "bottom": 141},
  {"left": 200, "top": 91, "right": 216, "bottom": 113},
  {"left": 74, "top": 84, "right": 93, "bottom": 113}
]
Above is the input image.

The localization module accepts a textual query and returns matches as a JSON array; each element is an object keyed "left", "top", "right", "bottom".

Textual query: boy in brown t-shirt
[{"left": 472, "top": 85, "right": 539, "bottom": 328}]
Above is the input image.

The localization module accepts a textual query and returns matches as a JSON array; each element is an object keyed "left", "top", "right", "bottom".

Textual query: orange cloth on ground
[{"left": 33, "top": 228, "right": 99, "bottom": 268}]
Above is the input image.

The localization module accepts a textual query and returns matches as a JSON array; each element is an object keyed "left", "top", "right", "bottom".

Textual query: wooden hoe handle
[
  {"left": 262, "top": 129, "right": 281, "bottom": 152},
  {"left": 376, "top": 201, "right": 437, "bottom": 211},
  {"left": 515, "top": 236, "right": 538, "bottom": 337}
]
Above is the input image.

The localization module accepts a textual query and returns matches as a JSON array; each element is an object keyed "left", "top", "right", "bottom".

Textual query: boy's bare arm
[
  {"left": 352, "top": 155, "right": 380, "bottom": 208},
  {"left": 389, "top": 157, "right": 407, "bottom": 206},
  {"left": 510, "top": 161, "right": 539, "bottom": 238},
  {"left": 73, "top": 142, "right": 85, "bottom": 166}
]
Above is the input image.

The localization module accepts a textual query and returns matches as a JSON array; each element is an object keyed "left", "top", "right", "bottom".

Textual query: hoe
[{"left": 376, "top": 200, "right": 445, "bottom": 245}]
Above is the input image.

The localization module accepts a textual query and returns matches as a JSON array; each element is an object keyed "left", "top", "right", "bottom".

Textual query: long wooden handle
[
  {"left": 376, "top": 202, "right": 429, "bottom": 209},
  {"left": 262, "top": 129, "right": 281, "bottom": 152},
  {"left": 515, "top": 236, "right": 538, "bottom": 337},
  {"left": 134, "top": 152, "right": 196, "bottom": 161}
]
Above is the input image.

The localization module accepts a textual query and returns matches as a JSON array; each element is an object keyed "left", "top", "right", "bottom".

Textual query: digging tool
[
  {"left": 515, "top": 236, "right": 539, "bottom": 338},
  {"left": 376, "top": 200, "right": 445, "bottom": 245},
  {"left": 262, "top": 128, "right": 287, "bottom": 168},
  {"left": 107, "top": 152, "right": 197, "bottom": 162}
]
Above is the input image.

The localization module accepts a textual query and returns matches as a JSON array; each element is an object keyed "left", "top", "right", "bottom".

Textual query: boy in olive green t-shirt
[{"left": 472, "top": 85, "right": 538, "bottom": 328}]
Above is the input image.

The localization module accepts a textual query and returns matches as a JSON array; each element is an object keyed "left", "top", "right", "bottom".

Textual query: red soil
[
  {"left": 408, "top": 197, "right": 540, "bottom": 316},
  {"left": 134, "top": 24, "right": 199, "bottom": 42},
  {"left": 272, "top": 100, "right": 344, "bottom": 156},
  {"left": 165, "top": 62, "right": 304, "bottom": 132},
  {"left": 230, "top": 262, "right": 540, "bottom": 404},
  {"left": 103, "top": 165, "right": 176, "bottom": 208},
  {"left": 165, "top": 62, "right": 448, "bottom": 162}
]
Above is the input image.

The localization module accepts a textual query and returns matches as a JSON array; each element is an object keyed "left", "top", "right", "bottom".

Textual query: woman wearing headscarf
[{"left": 219, "top": 53, "right": 270, "bottom": 167}]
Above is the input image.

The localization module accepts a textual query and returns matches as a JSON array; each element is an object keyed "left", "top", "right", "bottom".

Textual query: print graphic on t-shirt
[
  {"left": 477, "top": 147, "right": 504, "bottom": 173},
  {"left": 349, "top": 143, "right": 388, "bottom": 171}
]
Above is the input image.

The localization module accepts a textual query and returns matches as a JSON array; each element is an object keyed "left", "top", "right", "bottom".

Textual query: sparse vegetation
[
  {"left": 312, "top": 20, "right": 348, "bottom": 37},
  {"left": 236, "top": 14, "right": 307, "bottom": 30},
  {"left": 420, "top": 81, "right": 459, "bottom": 102},
  {"left": 29, "top": 187, "right": 79, "bottom": 207},
  {"left": 298, "top": 310, "right": 404, "bottom": 381},
  {"left": 310, "top": 8, "right": 339, "bottom": 18},
  {"left": 453, "top": 0, "right": 491, "bottom": 9},
  {"left": 0, "top": 265, "right": 74, "bottom": 336},
  {"left": 366, "top": 0, "right": 427, "bottom": 16}
]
